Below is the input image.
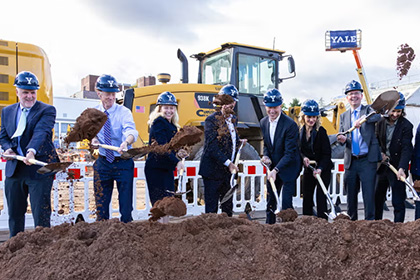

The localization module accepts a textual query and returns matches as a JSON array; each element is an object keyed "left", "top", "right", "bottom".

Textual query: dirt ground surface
[{"left": 0, "top": 213, "right": 420, "bottom": 280}]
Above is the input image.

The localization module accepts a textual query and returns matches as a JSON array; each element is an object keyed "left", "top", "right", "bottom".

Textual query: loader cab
[{"left": 193, "top": 42, "right": 295, "bottom": 95}]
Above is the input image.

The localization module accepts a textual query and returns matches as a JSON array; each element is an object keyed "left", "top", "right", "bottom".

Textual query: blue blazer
[
  {"left": 411, "top": 123, "right": 420, "bottom": 176},
  {"left": 145, "top": 116, "right": 179, "bottom": 171},
  {"left": 199, "top": 112, "right": 240, "bottom": 180},
  {"left": 0, "top": 101, "right": 59, "bottom": 178},
  {"left": 260, "top": 113, "right": 301, "bottom": 182},
  {"left": 339, "top": 105, "right": 381, "bottom": 169}
]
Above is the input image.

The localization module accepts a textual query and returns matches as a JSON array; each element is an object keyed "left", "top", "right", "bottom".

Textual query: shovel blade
[
  {"left": 371, "top": 90, "right": 400, "bottom": 114},
  {"left": 220, "top": 185, "right": 238, "bottom": 205},
  {"left": 37, "top": 162, "right": 72, "bottom": 174},
  {"left": 123, "top": 147, "right": 150, "bottom": 159}
]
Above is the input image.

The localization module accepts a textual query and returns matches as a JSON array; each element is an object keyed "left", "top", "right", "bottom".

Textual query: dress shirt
[
  {"left": 16, "top": 104, "right": 36, "bottom": 156},
  {"left": 224, "top": 116, "right": 237, "bottom": 166},
  {"left": 351, "top": 106, "right": 368, "bottom": 156},
  {"left": 95, "top": 103, "right": 138, "bottom": 157},
  {"left": 269, "top": 114, "right": 281, "bottom": 145}
]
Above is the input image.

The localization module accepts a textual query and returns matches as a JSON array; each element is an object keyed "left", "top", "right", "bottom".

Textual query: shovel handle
[
  {"left": 3, "top": 154, "right": 47, "bottom": 166},
  {"left": 385, "top": 162, "right": 420, "bottom": 201},
  {"left": 98, "top": 144, "right": 120, "bottom": 152}
]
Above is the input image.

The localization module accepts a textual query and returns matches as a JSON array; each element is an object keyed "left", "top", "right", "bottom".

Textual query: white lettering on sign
[
  {"left": 331, "top": 36, "right": 357, "bottom": 44},
  {"left": 197, "top": 95, "right": 210, "bottom": 101}
]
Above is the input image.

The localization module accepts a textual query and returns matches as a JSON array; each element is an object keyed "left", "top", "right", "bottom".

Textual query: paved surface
[{"left": 0, "top": 201, "right": 417, "bottom": 242}]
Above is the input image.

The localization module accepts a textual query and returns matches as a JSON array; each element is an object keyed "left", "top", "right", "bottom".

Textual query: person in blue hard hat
[
  {"left": 91, "top": 74, "right": 138, "bottom": 223},
  {"left": 145, "top": 91, "right": 185, "bottom": 222},
  {"left": 0, "top": 71, "right": 59, "bottom": 237},
  {"left": 260, "top": 88, "right": 301, "bottom": 224},
  {"left": 298, "top": 99, "right": 333, "bottom": 220},
  {"left": 199, "top": 84, "right": 243, "bottom": 217},
  {"left": 375, "top": 92, "right": 413, "bottom": 222},
  {"left": 336, "top": 80, "right": 382, "bottom": 221}
]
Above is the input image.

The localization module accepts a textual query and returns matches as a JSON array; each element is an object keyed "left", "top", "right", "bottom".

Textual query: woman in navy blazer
[
  {"left": 298, "top": 100, "right": 333, "bottom": 220},
  {"left": 145, "top": 92, "right": 184, "bottom": 209}
]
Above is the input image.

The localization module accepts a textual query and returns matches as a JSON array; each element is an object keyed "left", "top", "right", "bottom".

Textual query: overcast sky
[{"left": 2, "top": 0, "right": 420, "bottom": 105}]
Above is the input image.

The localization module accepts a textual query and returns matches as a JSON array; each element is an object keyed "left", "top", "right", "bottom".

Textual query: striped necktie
[
  {"left": 104, "top": 111, "right": 115, "bottom": 163},
  {"left": 12, "top": 108, "right": 28, "bottom": 139}
]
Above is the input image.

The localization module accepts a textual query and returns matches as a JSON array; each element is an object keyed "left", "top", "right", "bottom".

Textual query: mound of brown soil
[
  {"left": 1, "top": 214, "right": 420, "bottom": 279},
  {"left": 64, "top": 108, "right": 107, "bottom": 144}
]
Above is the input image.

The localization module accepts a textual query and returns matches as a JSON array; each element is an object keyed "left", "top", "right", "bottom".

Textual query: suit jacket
[
  {"left": 260, "top": 113, "right": 301, "bottom": 182},
  {"left": 411, "top": 123, "right": 420, "bottom": 176},
  {"left": 0, "top": 101, "right": 59, "bottom": 178},
  {"left": 376, "top": 116, "right": 413, "bottom": 172},
  {"left": 199, "top": 112, "right": 240, "bottom": 180},
  {"left": 145, "top": 116, "right": 179, "bottom": 171},
  {"left": 339, "top": 105, "right": 381, "bottom": 169},
  {"left": 299, "top": 126, "right": 333, "bottom": 171}
]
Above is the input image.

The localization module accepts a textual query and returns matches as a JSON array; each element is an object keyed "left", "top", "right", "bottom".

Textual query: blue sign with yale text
[{"left": 329, "top": 30, "right": 358, "bottom": 49}]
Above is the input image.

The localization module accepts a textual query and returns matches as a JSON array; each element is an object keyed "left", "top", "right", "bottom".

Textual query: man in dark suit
[
  {"left": 337, "top": 80, "right": 381, "bottom": 220},
  {"left": 0, "top": 71, "right": 59, "bottom": 237},
  {"left": 199, "top": 85, "right": 241, "bottom": 217},
  {"left": 375, "top": 92, "right": 413, "bottom": 222},
  {"left": 260, "top": 89, "right": 301, "bottom": 224}
]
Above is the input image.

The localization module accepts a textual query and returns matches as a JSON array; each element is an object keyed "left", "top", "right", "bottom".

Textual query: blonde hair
[
  {"left": 148, "top": 105, "right": 180, "bottom": 129},
  {"left": 298, "top": 111, "right": 321, "bottom": 130}
]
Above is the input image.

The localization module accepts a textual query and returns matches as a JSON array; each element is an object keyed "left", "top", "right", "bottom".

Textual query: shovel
[
  {"left": 382, "top": 160, "right": 420, "bottom": 201},
  {"left": 260, "top": 161, "right": 280, "bottom": 214},
  {"left": 338, "top": 90, "right": 400, "bottom": 136},
  {"left": 220, "top": 141, "right": 245, "bottom": 205},
  {"left": 306, "top": 160, "right": 341, "bottom": 220},
  {"left": 166, "top": 157, "right": 191, "bottom": 196},
  {"left": 96, "top": 144, "right": 149, "bottom": 159},
  {"left": 1, "top": 154, "right": 71, "bottom": 174}
]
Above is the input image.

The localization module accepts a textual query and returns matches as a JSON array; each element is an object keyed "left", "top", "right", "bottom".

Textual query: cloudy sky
[{"left": 2, "top": 0, "right": 420, "bottom": 105}]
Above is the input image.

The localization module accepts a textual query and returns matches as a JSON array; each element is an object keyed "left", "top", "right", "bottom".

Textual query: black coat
[
  {"left": 376, "top": 116, "right": 413, "bottom": 172},
  {"left": 299, "top": 126, "right": 333, "bottom": 171},
  {"left": 260, "top": 113, "right": 302, "bottom": 182},
  {"left": 145, "top": 116, "right": 179, "bottom": 171},
  {"left": 199, "top": 112, "right": 240, "bottom": 180}
]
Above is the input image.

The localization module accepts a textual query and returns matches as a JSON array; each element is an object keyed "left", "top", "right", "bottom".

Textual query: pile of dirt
[
  {"left": 64, "top": 108, "right": 108, "bottom": 144},
  {"left": 1, "top": 214, "right": 420, "bottom": 279},
  {"left": 397, "top": 43, "right": 416, "bottom": 79},
  {"left": 152, "top": 125, "right": 203, "bottom": 155},
  {"left": 149, "top": 196, "right": 187, "bottom": 221}
]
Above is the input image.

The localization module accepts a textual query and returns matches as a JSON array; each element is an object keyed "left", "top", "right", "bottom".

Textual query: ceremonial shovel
[
  {"left": 166, "top": 157, "right": 191, "bottom": 196},
  {"left": 306, "top": 161, "right": 349, "bottom": 220},
  {"left": 220, "top": 141, "right": 245, "bottom": 205},
  {"left": 96, "top": 144, "right": 149, "bottom": 159},
  {"left": 338, "top": 90, "right": 400, "bottom": 136},
  {"left": 1, "top": 154, "right": 71, "bottom": 174},
  {"left": 382, "top": 160, "right": 420, "bottom": 201},
  {"left": 260, "top": 161, "right": 280, "bottom": 214}
]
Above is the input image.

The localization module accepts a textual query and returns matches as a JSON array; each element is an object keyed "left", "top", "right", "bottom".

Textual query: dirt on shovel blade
[
  {"left": 1, "top": 214, "right": 420, "bottom": 279},
  {"left": 152, "top": 125, "right": 203, "bottom": 155},
  {"left": 149, "top": 196, "right": 187, "bottom": 221},
  {"left": 64, "top": 108, "right": 107, "bottom": 144}
]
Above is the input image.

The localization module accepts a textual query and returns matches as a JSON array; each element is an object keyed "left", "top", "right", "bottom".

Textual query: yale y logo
[{"left": 25, "top": 77, "right": 33, "bottom": 84}]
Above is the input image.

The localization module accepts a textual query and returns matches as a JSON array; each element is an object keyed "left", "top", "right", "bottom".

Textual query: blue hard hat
[
  {"left": 218, "top": 84, "right": 239, "bottom": 102},
  {"left": 344, "top": 80, "right": 363, "bottom": 94},
  {"left": 14, "top": 71, "right": 40, "bottom": 90},
  {"left": 263, "top": 88, "right": 283, "bottom": 107},
  {"left": 96, "top": 74, "right": 120, "bottom": 92},
  {"left": 395, "top": 92, "right": 406, "bottom": 110},
  {"left": 157, "top": 91, "right": 178, "bottom": 106},
  {"left": 301, "top": 99, "right": 320, "bottom": 116}
]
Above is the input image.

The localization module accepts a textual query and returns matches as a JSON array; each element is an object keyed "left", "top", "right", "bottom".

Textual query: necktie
[
  {"left": 12, "top": 108, "right": 28, "bottom": 139},
  {"left": 104, "top": 111, "right": 115, "bottom": 163},
  {"left": 351, "top": 110, "right": 360, "bottom": 155}
]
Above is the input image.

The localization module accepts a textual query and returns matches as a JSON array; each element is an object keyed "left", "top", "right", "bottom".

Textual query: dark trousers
[
  {"left": 375, "top": 168, "right": 406, "bottom": 222},
  {"left": 202, "top": 176, "right": 233, "bottom": 217},
  {"left": 344, "top": 157, "right": 377, "bottom": 220},
  {"left": 411, "top": 174, "right": 420, "bottom": 220},
  {"left": 266, "top": 175, "right": 295, "bottom": 224},
  {"left": 302, "top": 169, "right": 331, "bottom": 220},
  {"left": 144, "top": 165, "right": 175, "bottom": 206},
  {"left": 93, "top": 156, "right": 134, "bottom": 223},
  {"left": 5, "top": 172, "right": 54, "bottom": 238}
]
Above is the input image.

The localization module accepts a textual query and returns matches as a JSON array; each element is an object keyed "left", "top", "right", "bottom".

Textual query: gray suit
[{"left": 339, "top": 105, "right": 381, "bottom": 220}]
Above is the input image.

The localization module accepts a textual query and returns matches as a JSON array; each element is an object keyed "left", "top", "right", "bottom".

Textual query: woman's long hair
[
  {"left": 298, "top": 111, "right": 321, "bottom": 130},
  {"left": 148, "top": 105, "right": 180, "bottom": 129}
]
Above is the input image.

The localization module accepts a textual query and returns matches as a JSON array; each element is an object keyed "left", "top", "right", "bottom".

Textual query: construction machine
[
  {"left": 0, "top": 39, "right": 53, "bottom": 119},
  {"left": 123, "top": 42, "right": 296, "bottom": 156}
]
